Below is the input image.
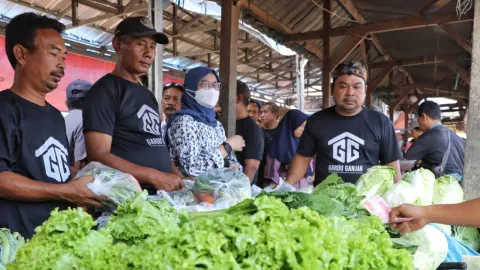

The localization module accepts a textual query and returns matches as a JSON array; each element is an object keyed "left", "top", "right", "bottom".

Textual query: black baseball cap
[{"left": 114, "top": 16, "right": 169, "bottom": 45}]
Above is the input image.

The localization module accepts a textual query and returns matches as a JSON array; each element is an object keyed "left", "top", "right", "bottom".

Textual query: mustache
[
  {"left": 50, "top": 70, "right": 65, "bottom": 78},
  {"left": 343, "top": 96, "right": 356, "bottom": 101},
  {"left": 165, "top": 106, "right": 176, "bottom": 111}
]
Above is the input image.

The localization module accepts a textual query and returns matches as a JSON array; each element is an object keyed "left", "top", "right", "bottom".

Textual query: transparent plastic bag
[
  {"left": 77, "top": 162, "right": 141, "bottom": 207},
  {"left": 194, "top": 168, "right": 251, "bottom": 203},
  {"left": 156, "top": 169, "right": 251, "bottom": 212}
]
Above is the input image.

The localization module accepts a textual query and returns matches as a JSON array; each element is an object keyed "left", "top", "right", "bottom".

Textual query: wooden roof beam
[
  {"left": 419, "top": 0, "right": 452, "bottom": 15},
  {"left": 418, "top": 1, "right": 472, "bottom": 54},
  {"left": 330, "top": 35, "right": 366, "bottom": 71},
  {"left": 238, "top": 0, "right": 323, "bottom": 58},
  {"left": 368, "top": 53, "right": 457, "bottom": 69},
  {"left": 282, "top": 11, "right": 473, "bottom": 43}
]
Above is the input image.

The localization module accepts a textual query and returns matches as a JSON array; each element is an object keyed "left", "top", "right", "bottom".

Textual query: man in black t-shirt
[
  {"left": 235, "top": 81, "right": 265, "bottom": 184},
  {"left": 0, "top": 13, "right": 104, "bottom": 238},
  {"left": 405, "top": 101, "right": 464, "bottom": 179},
  {"left": 286, "top": 61, "right": 402, "bottom": 185},
  {"left": 257, "top": 102, "right": 279, "bottom": 187},
  {"left": 83, "top": 17, "right": 184, "bottom": 193}
]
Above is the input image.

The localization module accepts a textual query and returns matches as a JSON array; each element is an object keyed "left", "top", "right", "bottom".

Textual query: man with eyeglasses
[
  {"left": 83, "top": 17, "right": 184, "bottom": 193},
  {"left": 161, "top": 82, "right": 183, "bottom": 139}
]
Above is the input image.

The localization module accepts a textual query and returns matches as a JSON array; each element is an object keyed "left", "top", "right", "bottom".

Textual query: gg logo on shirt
[
  {"left": 328, "top": 132, "right": 364, "bottom": 163},
  {"left": 137, "top": 105, "right": 161, "bottom": 136},
  {"left": 35, "top": 137, "right": 70, "bottom": 183}
]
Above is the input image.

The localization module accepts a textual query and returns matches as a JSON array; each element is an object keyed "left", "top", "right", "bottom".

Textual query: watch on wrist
[{"left": 222, "top": 142, "right": 233, "bottom": 155}]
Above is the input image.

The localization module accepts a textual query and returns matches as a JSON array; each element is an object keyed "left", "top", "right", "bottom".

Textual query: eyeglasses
[
  {"left": 163, "top": 82, "right": 184, "bottom": 91},
  {"left": 199, "top": 80, "right": 221, "bottom": 91}
]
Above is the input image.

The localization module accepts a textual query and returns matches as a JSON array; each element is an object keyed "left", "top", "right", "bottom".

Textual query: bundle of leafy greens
[
  {"left": 0, "top": 228, "right": 24, "bottom": 270},
  {"left": 9, "top": 193, "right": 415, "bottom": 269},
  {"left": 78, "top": 162, "right": 141, "bottom": 208},
  {"left": 312, "top": 173, "right": 368, "bottom": 218}
]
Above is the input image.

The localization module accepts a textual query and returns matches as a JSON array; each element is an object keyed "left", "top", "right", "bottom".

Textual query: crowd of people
[{"left": 0, "top": 12, "right": 471, "bottom": 240}]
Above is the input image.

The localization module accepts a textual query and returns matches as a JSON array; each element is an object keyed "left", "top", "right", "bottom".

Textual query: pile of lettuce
[{"left": 9, "top": 191, "right": 414, "bottom": 270}]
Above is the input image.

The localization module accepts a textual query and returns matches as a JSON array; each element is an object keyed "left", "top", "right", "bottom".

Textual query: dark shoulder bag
[{"left": 423, "top": 129, "right": 451, "bottom": 178}]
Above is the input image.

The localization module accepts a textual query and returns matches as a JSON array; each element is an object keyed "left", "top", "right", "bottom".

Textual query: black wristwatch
[{"left": 222, "top": 141, "right": 233, "bottom": 155}]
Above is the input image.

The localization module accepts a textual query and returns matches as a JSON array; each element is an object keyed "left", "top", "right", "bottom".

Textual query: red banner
[{"left": 0, "top": 36, "right": 183, "bottom": 111}]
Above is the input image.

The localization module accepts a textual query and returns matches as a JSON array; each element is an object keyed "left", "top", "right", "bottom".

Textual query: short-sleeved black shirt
[
  {"left": 83, "top": 74, "right": 172, "bottom": 188},
  {"left": 297, "top": 107, "right": 401, "bottom": 185},
  {"left": 235, "top": 117, "right": 265, "bottom": 183},
  {"left": 0, "top": 90, "right": 73, "bottom": 238},
  {"left": 405, "top": 125, "right": 464, "bottom": 175}
]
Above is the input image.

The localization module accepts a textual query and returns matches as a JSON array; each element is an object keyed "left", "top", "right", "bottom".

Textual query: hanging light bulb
[{"left": 409, "top": 94, "right": 418, "bottom": 103}]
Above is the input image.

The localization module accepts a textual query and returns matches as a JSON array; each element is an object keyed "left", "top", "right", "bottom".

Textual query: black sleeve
[
  {"left": 0, "top": 107, "right": 17, "bottom": 173},
  {"left": 404, "top": 139, "right": 429, "bottom": 161},
  {"left": 296, "top": 117, "right": 317, "bottom": 157},
  {"left": 379, "top": 117, "right": 402, "bottom": 164},
  {"left": 82, "top": 82, "right": 117, "bottom": 135},
  {"left": 243, "top": 123, "right": 264, "bottom": 161}
]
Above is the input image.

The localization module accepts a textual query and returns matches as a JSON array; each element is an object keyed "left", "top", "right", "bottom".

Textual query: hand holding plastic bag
[{"left": 77, "top": 162, "right": 141, "bottom": 208}]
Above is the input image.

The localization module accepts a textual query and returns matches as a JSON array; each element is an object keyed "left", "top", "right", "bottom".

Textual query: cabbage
[
  {"left": 433, "top": 176, "right": 464, "bottom": 205},
  {"left": 402, "top": 225, "right": 448, "bottom": 270},
  {"left": 382, "top": 181, "right": 418, "bottom": 208},
  {"left": 356, "top": 166, "right": 396, "bottom": 203},
  {"left": 436, "top": 224, "right": 452, "bottom": 236},
  {"left": 403, "top": 169, "right": 436, "bottom": 206},
  {"left": 454, "top": 226, "right": 480, "bottom": 251}
]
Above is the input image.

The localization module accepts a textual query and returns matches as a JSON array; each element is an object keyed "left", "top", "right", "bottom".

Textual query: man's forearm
[
  {"left": 424, "top": 199, "right": 480, "bottom": 227},
  {"left": 243, "top": 159, "right": 260, "bottom": 183},
  {"left": 386, "top": 160, "right": 402, "bottom": 183},
  {"left": 0, "top": 171, "right": 67, "bottom": 201},
  {"left": 286, "top": 154, "right": 312, "bottom": 185},
  {"left": 89, "top": 152, "right": 156, "bottom": 185}
]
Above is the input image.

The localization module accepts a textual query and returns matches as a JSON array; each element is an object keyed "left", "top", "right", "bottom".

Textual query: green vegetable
[
  {"left": 382, "top": 181, "right": 418, "bottom": 207},
  {"left": 0, "top": 228, "right": 24, "bottom": 270},
  {"left": 433, "top": 176, "right": 464, "bottom": 205},
  {"left": 10, "top": 192, "right": 415, "bottom": 269},
  {"left": 403, "top": 169, "right": 436, "bottom": 206},
  {"left": 401, "top": 225, "right": 448, "bottom": 270},
  {"left": 78, "top": 162, "right": 141, "bottom": 208},
  {"left": 313, "top": 173, "right": 368, "bottom": 218},
  {"left": 453, "top": 226, "right": 480, "bottom": 251},
  {"left": 105, "top": 190, "right": 190, "bottom": 243},
  {"left": 356, "top": 166, "right": 396, "bottom": 204}
]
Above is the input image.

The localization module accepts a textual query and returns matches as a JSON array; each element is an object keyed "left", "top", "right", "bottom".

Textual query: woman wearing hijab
[
  {"left": 167, "top": 67, "right": 245, "bottom": 178},
  {"left": 265, "top": 109, "right": 313, "bottom": 189}
]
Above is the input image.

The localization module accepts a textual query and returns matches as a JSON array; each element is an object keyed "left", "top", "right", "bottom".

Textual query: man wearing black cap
[
  {"left": 83, "top": 16, "right": 184, "bottom": 193},
  {"left": 286, "top": 61, "right": 402, "bottom": 186},
  {"left": 64, "top": 79, "right": 92, "bottom": 174}
]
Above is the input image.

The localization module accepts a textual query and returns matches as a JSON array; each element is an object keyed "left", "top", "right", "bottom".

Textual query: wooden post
[
  {"left": 389, "top": 106, "right": 394, "bottom": 122},
  {"left": 147, "top": 0, "right": 163, "bottom": 103},
  {"left": 219, "top": 0, "right": 239, "bottom": 137},
  {"left": 172, "top": 4, "right": 177, "bottom": 56},
  {"left": 463, "top": 1, "right": 480, "bottom": 200},
  {"left": 322, "top": 0, "right": 332, "bottom": 109}
]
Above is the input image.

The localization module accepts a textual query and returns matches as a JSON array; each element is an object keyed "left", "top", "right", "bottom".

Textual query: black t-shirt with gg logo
[
  {"left": 83, "top": 74, "right": 172, "bottom": 189},
  {"left": 0, "top": 90, "right": 73, "bottom": 238},
  {"left": 296, "top": 107, "right": 401, "bottom": 185}
]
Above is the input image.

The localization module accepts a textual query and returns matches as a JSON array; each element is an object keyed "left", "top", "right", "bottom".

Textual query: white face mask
[{"left": 188, "top": 88, "right": 219, "bottom": 108}]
